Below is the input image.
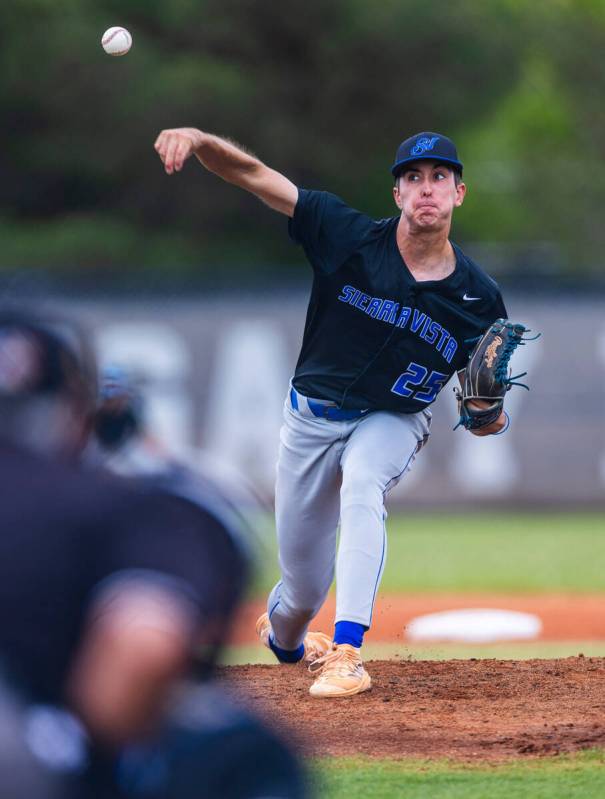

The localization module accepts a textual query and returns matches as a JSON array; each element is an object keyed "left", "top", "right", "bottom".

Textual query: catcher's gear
[{"left": 454, "top": 318, "right": 538, "bottom": 431}]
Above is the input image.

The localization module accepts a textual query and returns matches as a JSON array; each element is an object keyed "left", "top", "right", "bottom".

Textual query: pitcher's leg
[
  {"left": 336, "top": 410, "right": 430, "bottom": 630},
  {"left": 268, "top": 408, "right": 344, "bottom": 652}
]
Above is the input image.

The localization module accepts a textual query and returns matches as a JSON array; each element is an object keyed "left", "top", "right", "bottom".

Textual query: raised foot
[{"left": 255, "top": 613, "right": 333, "bottom": 663}]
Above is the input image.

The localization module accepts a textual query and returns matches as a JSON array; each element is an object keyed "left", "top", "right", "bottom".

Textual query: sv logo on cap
[{"left": 411, "top": 136, "right": 439, "bottom": 156}]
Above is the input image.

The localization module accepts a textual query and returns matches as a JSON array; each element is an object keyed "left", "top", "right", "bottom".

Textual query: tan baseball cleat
[
  {"left": 255, "top": 613, "right": 333, "bottom": 663},
  {"left": 308, "top": 643, "right": 372, "bottom": 697}
]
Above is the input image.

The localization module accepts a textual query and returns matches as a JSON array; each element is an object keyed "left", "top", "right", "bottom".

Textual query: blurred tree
[
  {"left": 523, "top": 0, "right": 605, "bottom": 273},
  {"left": 452, "top": 0, "right": 605, "bottom": 275},
  {"left": 0, "top": 0, "right": 601, "bottom": 280}
]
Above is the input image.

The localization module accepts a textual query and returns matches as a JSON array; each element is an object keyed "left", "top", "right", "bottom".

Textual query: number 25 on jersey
[{"left": 391, "top": 361, "right": 449, "bottom": 403}]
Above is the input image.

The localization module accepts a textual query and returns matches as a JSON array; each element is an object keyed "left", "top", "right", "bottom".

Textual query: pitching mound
[{"left": 223, "top": 657, "right": 605, "bottom": 760}]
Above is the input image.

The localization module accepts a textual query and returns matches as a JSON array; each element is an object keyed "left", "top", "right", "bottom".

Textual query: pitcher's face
[{"left": 393, "top": 161, "right": 465, "bottom": 232}]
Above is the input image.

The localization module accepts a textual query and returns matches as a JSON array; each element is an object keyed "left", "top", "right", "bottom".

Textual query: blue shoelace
[{"left": 494, "top": 324, "right": 540, "bottom": 389}]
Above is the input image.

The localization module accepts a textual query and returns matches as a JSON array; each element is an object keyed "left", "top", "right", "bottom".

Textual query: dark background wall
[{"left": 30, "top": 291, "right": 604, "bottom": 508}]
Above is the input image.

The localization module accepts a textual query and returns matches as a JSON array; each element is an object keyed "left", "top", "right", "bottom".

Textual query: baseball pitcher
[{"left": 155, "top": 128, "right": 525, "bottom": 697}]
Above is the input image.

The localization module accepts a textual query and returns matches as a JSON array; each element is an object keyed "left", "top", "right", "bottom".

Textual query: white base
[{"left": 405, "top": 608, "right": 542, "bottom": 643}]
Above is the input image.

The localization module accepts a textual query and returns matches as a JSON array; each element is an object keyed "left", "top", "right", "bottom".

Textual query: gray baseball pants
[{"left": 267, "top": 387, "right": 431, "bottom": 651}]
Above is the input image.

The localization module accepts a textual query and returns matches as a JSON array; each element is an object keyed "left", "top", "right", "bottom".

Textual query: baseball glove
[{"left": 454, "top": 318, "right": 538, "bottom": 431}]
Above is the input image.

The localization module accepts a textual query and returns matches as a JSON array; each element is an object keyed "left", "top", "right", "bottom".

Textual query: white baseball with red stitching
[{"left": 101, "top": 27, "right": 132, "bottom": 57}]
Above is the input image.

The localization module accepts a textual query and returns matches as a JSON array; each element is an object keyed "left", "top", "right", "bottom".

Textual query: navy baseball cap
[{"left": 391, "top": 132, "right": 463, "bottom": 178}]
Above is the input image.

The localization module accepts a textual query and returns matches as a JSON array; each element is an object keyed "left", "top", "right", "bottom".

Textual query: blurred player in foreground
[
  {"left": 154, "top": 127, "right": 509, "bottom": 698},
  {"left": 0, "top": 310, "right": 307, "bottom": 798},
  {"left": 90, "top": 363, "right": 262, "bottom": 580}
]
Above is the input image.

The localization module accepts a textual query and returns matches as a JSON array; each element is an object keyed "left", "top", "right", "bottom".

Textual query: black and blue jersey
[{"left": 288, "top": 189, "right": 507, "bottom": 413}]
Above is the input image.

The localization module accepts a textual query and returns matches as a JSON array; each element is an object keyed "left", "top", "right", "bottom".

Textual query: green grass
[
  {"left": 222, "top": 640, "right": 605, "bottom": 666},
  {"left": 252, "top": 512, "right": 605, "bottom": 595},
  {"left": 315, "top": 750, "right": 605, "bottom": 798}
]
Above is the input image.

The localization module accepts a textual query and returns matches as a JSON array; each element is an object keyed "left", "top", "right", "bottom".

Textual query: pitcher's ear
[
  {"left": 393, "top": 179, "right": 403, "bottom": 209},
  {"left": 454, "top": 181, "right": 466, "bottom": 207}
]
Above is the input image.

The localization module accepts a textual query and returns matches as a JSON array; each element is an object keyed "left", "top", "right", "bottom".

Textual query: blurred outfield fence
[{"left": 37, "top": 289, "right": 605, "bottom": 509}]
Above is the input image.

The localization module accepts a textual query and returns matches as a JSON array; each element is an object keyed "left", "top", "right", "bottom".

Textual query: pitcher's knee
[
  {"left": 340, "top": 473, "right": 383, "bottom": 508},
  {"left": 282, "top": 538, "right": 324, "bottom": 566}
]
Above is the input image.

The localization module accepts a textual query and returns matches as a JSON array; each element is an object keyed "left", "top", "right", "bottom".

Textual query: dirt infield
[
  {"left": 224, "top": 657, "right": 605, "bottom": 760},
  {"left": 231, "top": 594, "right": 605, "bottom": 644}
]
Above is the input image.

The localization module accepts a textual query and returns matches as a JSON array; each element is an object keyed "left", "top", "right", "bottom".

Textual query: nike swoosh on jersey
[{"left": 462, "top": 293, "right": 482, "bottom": 301}]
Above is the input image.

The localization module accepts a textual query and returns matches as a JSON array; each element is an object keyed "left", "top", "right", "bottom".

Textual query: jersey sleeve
[{"left": 288, "top": 189, "right": 373, "bottom": 275}]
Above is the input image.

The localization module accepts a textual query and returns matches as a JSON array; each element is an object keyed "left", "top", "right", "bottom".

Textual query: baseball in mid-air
[{"left": 101, "top": 27, "right": 133, "bottom": 57}]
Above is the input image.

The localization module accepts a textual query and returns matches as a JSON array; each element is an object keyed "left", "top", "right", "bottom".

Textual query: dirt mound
[{"left": 222, "top": 657, "right": 605, "bottom": 760}]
